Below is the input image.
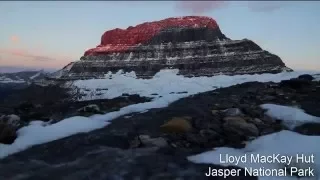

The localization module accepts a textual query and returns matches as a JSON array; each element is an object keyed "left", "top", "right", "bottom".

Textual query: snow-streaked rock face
[
  {"left": 0, "top": 70, "right": 47, "bottom": 84},
  {"left": 55, "top": 16, "right": 291, "bottom": 80}
]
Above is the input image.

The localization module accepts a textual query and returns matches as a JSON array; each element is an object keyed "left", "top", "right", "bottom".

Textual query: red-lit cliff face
[{"left": 84, "top": 16, "right": 220, "bottom": 56}]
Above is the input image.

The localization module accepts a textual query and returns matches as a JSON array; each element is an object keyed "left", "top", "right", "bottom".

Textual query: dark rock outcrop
[
  {"left": 298, "top": 74, "right": 315, "bottom": 81},
  {"left": 54, "top": 16, "right": 291, "bottom": 79},
  {"left": 0, "top": 114, "right": 20, "bottom": 144}
]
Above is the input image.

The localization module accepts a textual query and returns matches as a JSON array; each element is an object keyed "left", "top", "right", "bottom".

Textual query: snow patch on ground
[
  {"left": 0, "top": 70, "right": 318, "bottom": 159},
  {"left": 188, "top": 130, "right": 320, "bottom": 180},
  {"left": 261, "top": 104, "right": 320, "bottom": 129},
  {"left": 0, "top": 116, "right": 109, "bottom": 158},
  {"left": 188, "top": 104, "right": 320, "bottom": 180}
]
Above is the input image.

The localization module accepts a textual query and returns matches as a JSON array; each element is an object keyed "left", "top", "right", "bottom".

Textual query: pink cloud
[
  {"left": 175, "top": 1, "right": 228, "bottom": 14},
  {"left": 0, "top": 47, "right": 76, "bottom": 69},
  {"left": 1, "top": 35, "right": 76, "bottom": 69},
  {"left": 175, "top": 1, "right": 291, "bottom": 14},
  {"left": 0, "top": 48, "right": 56, "bottom": 61},
  {"left": 10, "top": 35, "right": 20, "bottom": 43}
]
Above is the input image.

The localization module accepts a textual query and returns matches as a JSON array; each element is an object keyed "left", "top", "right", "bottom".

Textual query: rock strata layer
[{"left": 54, "top": 16, "right": 291, "bottom": 79}]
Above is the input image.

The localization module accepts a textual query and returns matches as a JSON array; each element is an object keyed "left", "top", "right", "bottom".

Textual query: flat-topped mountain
[{"left": 55, "top": 16, "right": 291, "bottom": 79}]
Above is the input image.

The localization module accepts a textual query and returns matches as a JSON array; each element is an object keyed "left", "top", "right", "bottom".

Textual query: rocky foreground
[
  {"left": 0, "top": 74, "right": 319, "bottom": 179},
  {"left": 53, "top": 16, "right": 291, "bottom": 80}
]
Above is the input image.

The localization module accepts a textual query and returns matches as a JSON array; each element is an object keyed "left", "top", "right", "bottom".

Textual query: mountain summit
[
  {"left": 84, "top": 16, "right": 223, "bottom": 56},
  {"left": 55, "top": 16, "right": 291, "bottom": 79}
]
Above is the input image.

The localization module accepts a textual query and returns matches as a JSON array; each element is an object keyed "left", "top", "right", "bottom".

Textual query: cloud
[
  {"left": 175, "top": 1, "right": 228, "bottom": 14},
  {"left": 0, "top": 48, "right": 56, "bottom": 61},
  {"left": 247, "top": 2, "right": 290, "bottom": 12},
  {"left": 10, "top": 35, "right": 20, "bottom": 43},
  {"left": 175, "top": 1, "right": 291, "bottom": 14}
]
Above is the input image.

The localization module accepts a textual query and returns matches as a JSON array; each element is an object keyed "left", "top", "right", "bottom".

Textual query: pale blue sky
[{"left": 0, "top": 1, "right": 319, "bottom": 70}]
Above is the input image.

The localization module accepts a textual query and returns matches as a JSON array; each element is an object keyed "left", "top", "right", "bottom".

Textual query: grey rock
[
  {"left": 222, "top": 108, "right": 243, "bottom": 117},
  {"left": 223, "top": 116, "right": 259, "bottom": 137},
  {"left": 248, "top": 118, "right": 264, "bottom": 126},
  {"left": 0, "top": 115, "right": 19, "bottom": 144},
  {"left": 199, "top": 129, "right": 219, "bottom": 139},
  {"left": 76, "top": 104, "right": 102, "bottom": 116},
  {"left": 261, "top": 114, "right": 276, "bottom": 124},
  {"left": 0, "top": 114, "right": 21, "bottom": 127},
  {"left": 139, "top": 135, "right": 168, "bottom": 148}
]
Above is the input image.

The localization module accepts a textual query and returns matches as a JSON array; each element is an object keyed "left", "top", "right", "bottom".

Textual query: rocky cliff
[{"left": 56, "top": 16, "right": 291, "bottom": 79}]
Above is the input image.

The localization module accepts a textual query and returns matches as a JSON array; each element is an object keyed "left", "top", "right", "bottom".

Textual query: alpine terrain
[{"left": 0, "top": 16, "right": 320, "bottom": 180}]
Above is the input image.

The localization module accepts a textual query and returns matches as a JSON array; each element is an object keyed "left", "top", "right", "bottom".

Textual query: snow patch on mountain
[
  {"left": 30, "top": 71, "right": 43, "bottom": 80},
  {"left": 72, "top": 69, "right": 313, "bottom": 101}
]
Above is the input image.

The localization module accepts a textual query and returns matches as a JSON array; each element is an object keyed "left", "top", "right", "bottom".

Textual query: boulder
[
  {"left": 0, "top": 114, "right": 21, "bottom": 127},
  {"left": 222, "top": 108, "right": 243, "bottom": 117},
  {"left": 76, "top": 104, "right": 102, "bottom": 116},
  {"left": 139, "top": 135, "right": 168, "bottom": 148},
  {"left": 0, "top": 122, "right": 17, "bottom": 144},
  {"left": 160, "top": 117, "right": 192, "bottom": 134},
  {"left": 248, "top": 118, "right": 264, "bottom": 126},
  {"left": 0, "top": 115, "right": 20, "bottom": 144},
  {"left": 199, "top": 129, "right": 219, "bottom": 138},
  {"left": 130, "top": 135, "right": 168, "bottom": 148},
  {"left": 223, "top": 116, "right": 259, "bottom": 137}
]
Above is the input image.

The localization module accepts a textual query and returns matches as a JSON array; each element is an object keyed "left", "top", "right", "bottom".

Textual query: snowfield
[
  {"left": 73, "top": 69, "right": 311, "bottom": 101},
  {"left": 1, "top": 69, "right": 320, "bottom": 180}
]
